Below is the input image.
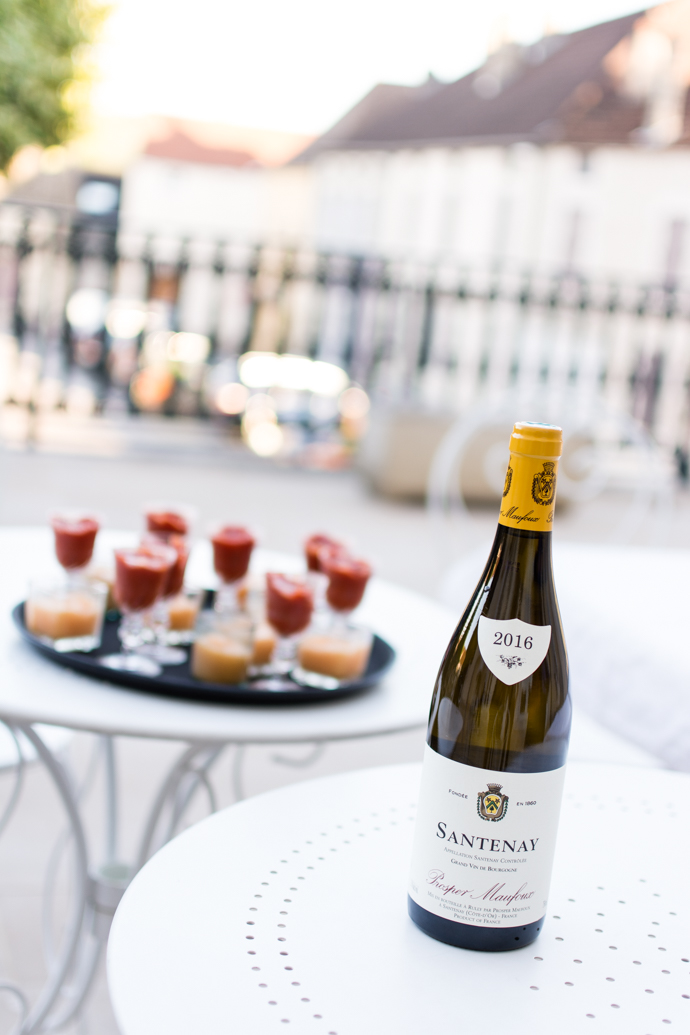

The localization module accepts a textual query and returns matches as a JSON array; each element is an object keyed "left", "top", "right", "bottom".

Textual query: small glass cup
[
  {"left": 137, "top": 535, "right": 190, "bottom": 665},
  {"left": 293, "top": 623, "right": 373, "bottom": 690},
  {"left": 265, "top": 573, "right": 314, "bottom": 673},
  {"left": 166, "top": 586, "right": 203, "bottom": 644},
  {"left": 85, "top": 562, "right": 116, "bottom": 612},
  {"left": 210, "top": 525, "right": 256, "bottom": 613},
  {"left": 249, "top": 620, "right": 277, "bottom": 669},
  {"left": 235, "top": 574, "right": 277, "bottom": 674},
  {"left": 323, "top": 555, "right": 372, "bottom": 624},
  {"left": 25, "top": 578, "right": 107, "bottom": 653},
  {"left": 50, "top": 510, "right": 101, "bottom": 584},
  {"left": 304, "top": 533, "right": 347, "bottom": 610},
  {"left": 191, "top": 610, "right": 254, "bottom": 685},
  {"left": 100, "top": 545, "right": 176, "bottom": 677}
]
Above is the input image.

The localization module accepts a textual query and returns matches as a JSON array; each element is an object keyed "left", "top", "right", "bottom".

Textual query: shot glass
[
  {"left": 210, "top": 525, "right": 256, "bottom": 613},
  {"left": 137, "top": 535, "right": 190, "bottom": 664},
  {"left": 100, "top": 545, "right": 176, "bottom": 677},
  {"left": 293, "top": 623, "right": 373, "bottom": 690},
  {"left": 303, "top": 533, "right": 347, "bottom": 610},
  {"left": 191, "top": 610, "right": 254, "bottom": 685},
  {"left": 25, "top": 578, "right": 107, "bottom": 653},
  {"left": 322, "top": 555, "right": 372, "bottom": 627},
  {"left": 166, "top": 586, "right": 203, "bottom": 645},
  {"left": 232, "top": 573, "right": 276, "bottom": 669},
  {"left": 50, "top": 510, "right": 101, "bottom": 584},
  {"left": 264, "top": 573, "right": 314, "bottom": 673}
]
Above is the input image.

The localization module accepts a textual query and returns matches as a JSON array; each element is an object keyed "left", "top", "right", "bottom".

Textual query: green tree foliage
[{"left": 0, "top": 0, "right": 104, "bottom": 171}]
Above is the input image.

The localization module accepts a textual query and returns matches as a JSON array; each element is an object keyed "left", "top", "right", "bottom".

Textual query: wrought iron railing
[{"left": 1, "top": 201, "right": 689, "bottom": 466}]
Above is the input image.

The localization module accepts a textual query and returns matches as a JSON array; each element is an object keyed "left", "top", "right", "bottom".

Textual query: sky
[{"left": 92, "top": 0, "right": 644, "bottom": 135}]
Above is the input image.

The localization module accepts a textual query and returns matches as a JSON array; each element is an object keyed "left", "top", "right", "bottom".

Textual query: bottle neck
[
  {"left": 481, "top": 524, "right": 554, "bottom": 623},
  {"left": 499, "top": 451, "right": 559, "bottom": 534}
]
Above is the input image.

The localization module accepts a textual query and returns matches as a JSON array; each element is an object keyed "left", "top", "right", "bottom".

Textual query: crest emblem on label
[
  {"left": 502, "top": 464, "right": 513, "bottom": 497},
  {"left": 478, "top": 616, "right": 552, "bottom": 685},
  {"left": 531, "top": 461, "right": 556, "bottom": 506},
  {"left": 477, "top": 782, "right": 508, "bottom": 822}
]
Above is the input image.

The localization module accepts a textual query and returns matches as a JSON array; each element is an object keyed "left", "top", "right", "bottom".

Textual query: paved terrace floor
[{"left": 0, "top": 414, "right": 688, "bottom": 1033}]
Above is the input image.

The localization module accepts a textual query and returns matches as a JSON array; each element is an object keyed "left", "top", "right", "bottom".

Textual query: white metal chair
[{"left": 427, "top": 390, "right": 676, "bottom": 568}]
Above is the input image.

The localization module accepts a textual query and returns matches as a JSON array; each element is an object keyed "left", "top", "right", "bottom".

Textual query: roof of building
[
  {"left": 297, "top": 9, "right": 654, "bottom": 158},
  {"left": 144, "top": 129, "right": 259, "bottom": 168}
]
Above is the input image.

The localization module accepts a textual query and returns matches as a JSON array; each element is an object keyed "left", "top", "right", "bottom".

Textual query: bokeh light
[
  {"left": 106, "top": 301, "right": 147, "bottom": 340},
  {"left": 276, "top": 354, "right": 313, "bottom": 390},
  {"left": 309, "top": 361, "right": 348, "bottom": 396},
  {"left": 238, "top": 352, "right": 349, "bottom": 395},
  {"left": 167, "top": 332, "right": 211, "bottom": 364},
  {"left": 66, "top": 289, "right": 108, "bottom": 335},
  {"left": 65, "top": 383, "right": 97, "bottom": 417},
  {"left": 245, "top": 421, "right": 284, "bottom": 457},
  {"left": 130, "top": 367, "right": 175, "bottom": 410},
  {"left": 215, "top": 382, "right": 249, "bottom": 415},
  {"left": 338, "top": 386, "right": 370, "bottom": 419},
  {"left": 242, "top": 393, "right": 277, "bottom": 431},
  {"left": 238, "top": 352, "right": 281, "bottom": 388},
  {"left": 143, "top": 331, "right": 173, "bottom": 366}
]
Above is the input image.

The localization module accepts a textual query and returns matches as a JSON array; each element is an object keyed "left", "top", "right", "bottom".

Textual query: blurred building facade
[
  {"left": 4, "top": 3, "right": 690, "bottom": 476},
  {"left": 299, "top": 2, "right": 690, "bottom": 285},
  {"left": 118, "top": 122, "right": 313, "bottom": 245}
]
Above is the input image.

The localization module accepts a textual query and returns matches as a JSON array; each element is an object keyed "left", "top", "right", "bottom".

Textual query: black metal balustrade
[{"left": 0, "top": 200, "right": 688, "bottom": 467}]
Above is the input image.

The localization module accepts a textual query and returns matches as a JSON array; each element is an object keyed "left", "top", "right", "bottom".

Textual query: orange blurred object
[
  {"left": 192, "top": 633, "right": 251, "bottom": 684},
  {"left": 130, "top": 368, "right": 175, "bottom": 411},
  {"left": 298, "top": 631, "right": 372, "bottom": 679}
]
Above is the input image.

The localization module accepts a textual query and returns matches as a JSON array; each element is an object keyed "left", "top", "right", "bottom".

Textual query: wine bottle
[{"left": 408, "top": 421, "right": 570, "bottom": 952}]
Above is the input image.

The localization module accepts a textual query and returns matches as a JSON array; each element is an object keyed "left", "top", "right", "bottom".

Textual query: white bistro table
[
  {"left": 108, "top": 761, "right": 690, "bottom": 1035},
  {"left": 0, "top": 527, "right": 457, "bottom": 1032}
]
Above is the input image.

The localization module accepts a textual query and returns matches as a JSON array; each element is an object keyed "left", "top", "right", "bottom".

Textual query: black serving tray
[{"left": 12, "top": 603, "right": 396, "bottom": 705}]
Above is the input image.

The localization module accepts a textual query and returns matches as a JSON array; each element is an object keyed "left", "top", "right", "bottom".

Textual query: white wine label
[
  {"left": 409, "top": 746, "right": 566, "bottom": 929},
  {"left": 478, "top": 616, "right": 551, "bottom": 686}
]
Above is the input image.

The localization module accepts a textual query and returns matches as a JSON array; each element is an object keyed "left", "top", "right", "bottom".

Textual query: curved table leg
[
  {"left": 271, "top": 741, "right": 326, "bottom": 770},
  {"left": 0, "top": 728, "right": 129, "bottom": 1032},
  {"left": 135, "top": 742, "right": 226, "bottom": 872},
  {"left": 0, "top": 724, "right": 24, "bottom": 838},
  {"left": 232, "top": 742, "right": 329, "bottom": 802},
  {"left": 0, "top": 729, "right": 333, "bottom": 1030},
  {"left": 232, "top": 743, "right": 246, "bottom": 802},
  {"left": 102, "top": 735, "right": 118, "bottom": 864},
  {"left": 0, "top": 983, "right": 28, "bottom": 1035},
  {"left": 12, "top": 723, "right": 90, "bottom": 1034}
]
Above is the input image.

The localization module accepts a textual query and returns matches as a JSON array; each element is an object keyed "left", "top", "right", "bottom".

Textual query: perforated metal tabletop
[{"left": 107, "top": 761, "right": 690, "bottom": 1035}]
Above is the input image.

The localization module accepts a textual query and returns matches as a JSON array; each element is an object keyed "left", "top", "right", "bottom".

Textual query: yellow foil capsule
[{"left": 499, "top": 422, "right": 563, "bottom": 532}]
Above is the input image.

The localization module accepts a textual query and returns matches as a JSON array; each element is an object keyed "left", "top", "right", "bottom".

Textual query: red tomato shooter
[
  {"left": 114, "top": 546, "right": 175, "bottom": 613},
  {"left": 266, "top": 574, "right": 314, "bottom": 638},
  {"left": 324, "top": 556, "right": 372, "bottom": 612},
  {"left": 142, "top": 534, "right": 188, "bottom": 597},
  {"left": 146, "top": 511, "right": 188, "bottom": 536},
  {"left": 211, "top": 527, "right": 255, "bottom": 583},
  {"left": 304, "top": 534, "right": 346, "bottom": 573},
  {"left": 51, "top": 516, "right": 100, "bottom": 570}
]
